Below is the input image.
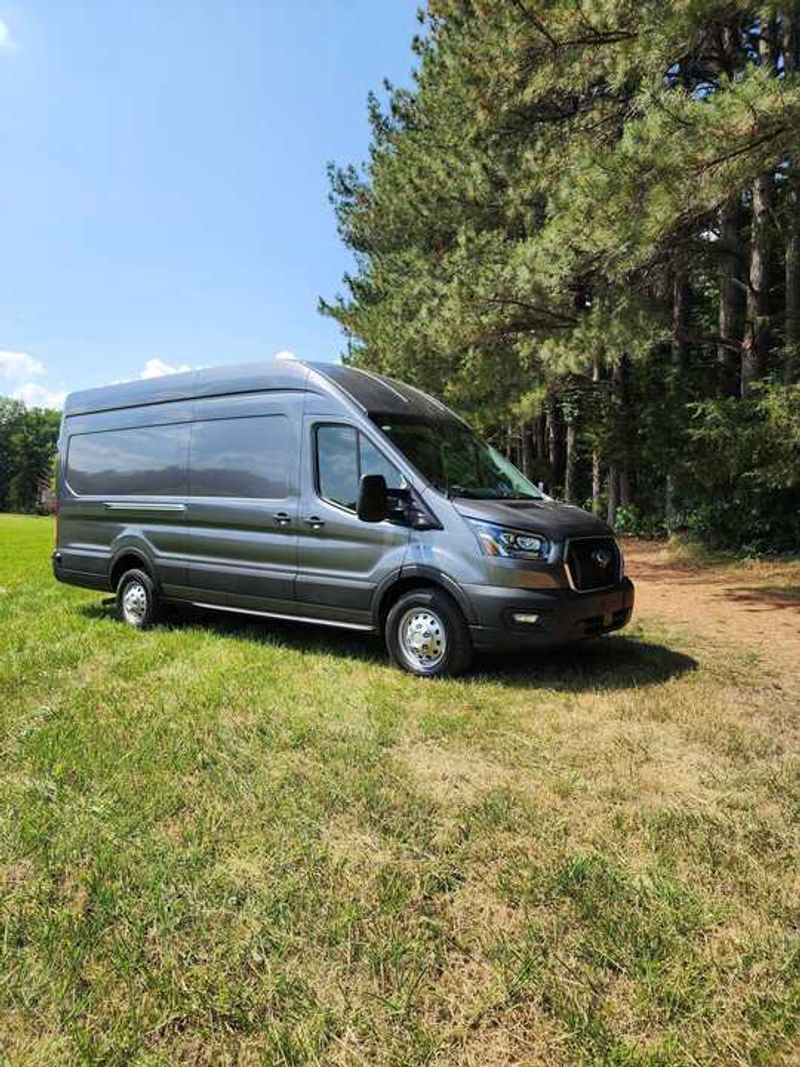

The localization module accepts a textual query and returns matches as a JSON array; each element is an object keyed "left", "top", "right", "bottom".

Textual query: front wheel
[{"left": 385, "top": 589, "right": 472, "bottom": 677}]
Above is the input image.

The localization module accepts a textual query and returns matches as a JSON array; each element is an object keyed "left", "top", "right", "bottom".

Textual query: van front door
[{"left": 296, "top": 418, "right": 411, "bottom": 628}]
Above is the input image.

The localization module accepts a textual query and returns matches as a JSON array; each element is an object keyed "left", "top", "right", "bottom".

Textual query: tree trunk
[
  {"left": 547, "top": 397, "right": 564, "bottom": 494},
  {"left": 785, "top": 174, "right": 800, "bottom": 385},
  {"left": 742, "top": 19, "right": 776, "bottom": 395},
  {"left": 520, "top": 422, "right": 533, "bottom": 477},
  {"left": 718, "top": 195, "right": 742, "bottom": 396},
  {"left": 742, "top": 173, "right": 773, "bottom": 393},
  {"left": 606, "top": 465, "right": 619, "bottom": 527},
  {"left": 615, "top": 358, "right": 631, "bottom": 513},
  {"left": 619, "top": 467, "right": 631, "bottom": 509},
  {"left": 784, "top": 9, "right": 800, "bottom": 383},
  {"left": 564, "top": 417, "right": 577, "bottom": 503},
  {"left": 535, "top": 412, "right": 547, "bottom": 461},
  {"left": 666, "top": 270, "right": 690, "bottom": 532},
  {"left": 592, "top": 455, "right": 602, "bottom": 515},
  {"left": 591, "top": 358, "right": 602, "bottom": 516},
  {"left": 717, "top": 22, "right": 743, "bottom": 395},
  {"left": 606, "top": 358, "right": 628, "bottom": 528}
]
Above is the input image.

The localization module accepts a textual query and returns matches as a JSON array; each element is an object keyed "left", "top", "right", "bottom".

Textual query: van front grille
[{"left": 566, "top": 537, "right": 621, "bottom": 592}]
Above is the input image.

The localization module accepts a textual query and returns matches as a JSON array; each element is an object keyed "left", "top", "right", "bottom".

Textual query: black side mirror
[{"left": 357, "top": 474, "right": 388, "bottom": 522}]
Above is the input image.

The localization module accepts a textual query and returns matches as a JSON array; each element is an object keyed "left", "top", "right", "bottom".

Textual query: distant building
[{"left": 36, "top": 473, "right": 56, "bottom": 514}]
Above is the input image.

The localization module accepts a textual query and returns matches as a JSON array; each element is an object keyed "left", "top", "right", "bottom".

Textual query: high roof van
[{"left": 54, "top": 358, "right": 634, "bottom": 676}]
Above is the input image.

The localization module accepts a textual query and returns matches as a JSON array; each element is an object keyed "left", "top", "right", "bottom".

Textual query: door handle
[
  {"left": 273, "top": 511, "right": 291, "bottom": 526},
  {"left": 304, "top": 515, "right": 325, "bottom": 529}
]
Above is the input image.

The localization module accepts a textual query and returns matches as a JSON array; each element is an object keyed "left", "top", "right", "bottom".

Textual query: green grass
[{"left": 0, "top": 513, "right": 798, "bottom": 1065}]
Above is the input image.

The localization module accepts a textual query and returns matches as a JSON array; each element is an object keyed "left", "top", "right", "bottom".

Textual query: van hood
[{"left": 452, "top": 497, "right": 614, "bottom": 539}]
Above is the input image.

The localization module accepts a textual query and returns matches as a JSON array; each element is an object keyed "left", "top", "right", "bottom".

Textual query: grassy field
[{"left": 0, "top": 513, "right": 798, "bottom": 1066}]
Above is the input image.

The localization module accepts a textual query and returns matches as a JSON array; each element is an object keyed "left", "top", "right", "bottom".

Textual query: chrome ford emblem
[{"left": 591, "top": 548, "right": 612, "bottom": 568}]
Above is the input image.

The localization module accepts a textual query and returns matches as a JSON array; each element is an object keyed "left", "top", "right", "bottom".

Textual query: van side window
[
  {"left": 316, "top": 425, "right": 359, "bottom": 509},
  {"left": 189, "top": 415, "right": 289, "bottom": 498},
  {"left": 360, "top": 435, "right": 404, "bottom": 487},
  {"left": 66, "top": 424, "right": 189, "bottom": 496},
  {"left": 316, "top": 424, "right": 403, "bottom": 511}
]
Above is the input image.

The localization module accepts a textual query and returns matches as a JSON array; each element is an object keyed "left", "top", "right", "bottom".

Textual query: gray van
[{"left": 54, "top": 357, "right": 634, "bottom": 676}]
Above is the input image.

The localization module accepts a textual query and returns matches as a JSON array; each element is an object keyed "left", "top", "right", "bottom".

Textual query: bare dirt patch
[{"left": 624, "top": 539, "right": 800, "bottom": 696}]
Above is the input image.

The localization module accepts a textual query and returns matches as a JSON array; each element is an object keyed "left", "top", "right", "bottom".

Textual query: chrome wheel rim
[
  {"left": 398, "top": 608, "right": 447, "bottom": 671},
  {"left": 122, "top": 580, "right": 148, "bottom": 625}
]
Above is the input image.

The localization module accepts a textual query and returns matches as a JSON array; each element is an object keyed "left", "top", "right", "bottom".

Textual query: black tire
[
  {"left": 116, "top": 567, "right": 161, "bottom": 629},
  {"left": 385, "top": 588, "right": 472, "bottom": 677}
]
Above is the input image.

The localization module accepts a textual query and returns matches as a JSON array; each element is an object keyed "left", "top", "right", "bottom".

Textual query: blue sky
[{"left": 0, "top": 0, "right": 419, "bottom": 407}]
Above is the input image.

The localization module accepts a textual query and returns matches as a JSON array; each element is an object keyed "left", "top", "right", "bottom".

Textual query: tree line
[
  {"left": 323, "top": 0, "right": 800, "bottom": 551},
  {"left": 0, "top": 398, "right": 60, "bottom": 513}
]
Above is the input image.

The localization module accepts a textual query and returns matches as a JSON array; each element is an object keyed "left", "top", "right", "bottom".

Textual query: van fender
[
  {"left": 371, "top": 564, "right": 476, "bottom": 627},
  {"left": 108, "top": 535, "right": 158, "bottom": 589}
]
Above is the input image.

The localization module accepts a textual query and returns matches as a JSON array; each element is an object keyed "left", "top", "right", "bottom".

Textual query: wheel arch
[
  {"left": 109, "top": 547, "right": 156, "bottom": 592},
  {"left": 373, "top": 566, "right": 475, "bottom": 630}
]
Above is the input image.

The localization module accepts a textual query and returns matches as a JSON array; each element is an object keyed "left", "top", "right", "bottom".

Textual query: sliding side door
[{"left": 183, "top": 392, "right": 302, "bottom": 612}]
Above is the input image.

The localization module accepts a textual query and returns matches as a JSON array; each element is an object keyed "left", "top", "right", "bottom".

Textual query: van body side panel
[
  {"left": 58, "top": 399, "right": 193, "bottom": 592},
  {"left": 181, "top": 390, "right": 304, "bottom": 609},
  {"left": 57, "top": 504, "right": 189, "bottom": 593}
]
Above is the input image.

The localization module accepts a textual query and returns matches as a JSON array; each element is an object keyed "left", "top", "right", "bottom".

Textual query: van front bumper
[{"left": 463, "top": 576, "right": 634, "bottom": 650}]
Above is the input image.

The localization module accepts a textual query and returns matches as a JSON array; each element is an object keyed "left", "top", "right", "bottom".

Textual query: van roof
[
  {"left": 312, "top": 362, "right": 457, "bottom": 421},
  {"left": 62, "top": 358, "right": 458, "bottom": 423},
  {"left": 63, "top": 358, "right": 309, "bottom": 417}
]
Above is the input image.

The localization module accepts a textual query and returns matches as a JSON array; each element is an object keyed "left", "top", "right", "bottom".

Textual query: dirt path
[{"left": 623, "top": 539, "right": 800, "bottom": 694}]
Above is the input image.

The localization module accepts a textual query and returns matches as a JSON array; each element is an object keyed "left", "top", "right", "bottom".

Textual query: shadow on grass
[
  {"left": 474, "top": 636, "right": 697, "bottom": 691},
  {"left": 80, "top": 600, "right": 385, "bottom": 667},
  {"left": 81, "top": 601, "right": 697, "bottom": 693}
]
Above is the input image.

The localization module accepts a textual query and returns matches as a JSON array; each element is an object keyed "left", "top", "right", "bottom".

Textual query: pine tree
[{"left": 324, "top": 1, "right": 800, "bottom": 548}]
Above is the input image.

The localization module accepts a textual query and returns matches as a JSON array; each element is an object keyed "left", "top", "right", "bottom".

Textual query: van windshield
[{"left": 372, "top": 414, "right": 544, "bottom": 501}]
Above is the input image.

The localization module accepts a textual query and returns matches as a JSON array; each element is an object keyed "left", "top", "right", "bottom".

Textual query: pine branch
[
  {"left": 510, "top": 0, "right": 559, "bottom": 50},
  {"left": 693, "top": 125, "right": 787, "bottom": 174},
  {"left": 482, "top": 296, "right": 579, "bottom": 325}
]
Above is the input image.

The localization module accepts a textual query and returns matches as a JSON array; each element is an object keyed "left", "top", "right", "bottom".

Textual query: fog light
[{"left": 512, "top": 613, "right": 540, "bottom": 625}]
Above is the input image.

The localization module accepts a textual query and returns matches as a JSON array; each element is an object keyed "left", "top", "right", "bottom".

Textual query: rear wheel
[
  {"left": 385, "top": 589, "right": 472, "bottom": 677},
  {"left": 116, "top": 568, "right": 160, "bottom": 629}
]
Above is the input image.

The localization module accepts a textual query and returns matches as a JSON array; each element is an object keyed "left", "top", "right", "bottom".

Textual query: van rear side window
[
  {"left": 189, "top": 415, "right": 290, "bottom": 498},
  {"left": 66, "top": 424, "right": 189, "bottom": 496}
]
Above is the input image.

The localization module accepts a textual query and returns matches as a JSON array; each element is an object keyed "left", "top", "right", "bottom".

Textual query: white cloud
[
  {"left": 0, "top": 349, "right": 45, "bottom": 381},
  {"left": 273, "top": 350, "right": 297, "bottom": 361},
  {"left": 139, "top": 358, "right": 192, "bottom": 379},
  {"left": 0, "top": 19, "right": 16, "bottom": 49},
  {"left": 11, "top": 382, "right": 67, "bottom": 410},
  {"left": 1, "top": 349, "right": 65, "bottom": 409}
]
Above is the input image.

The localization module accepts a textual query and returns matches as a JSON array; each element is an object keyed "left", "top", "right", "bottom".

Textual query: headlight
[{"left": 467, "top": 519, "right": 550, "bottom": 561}]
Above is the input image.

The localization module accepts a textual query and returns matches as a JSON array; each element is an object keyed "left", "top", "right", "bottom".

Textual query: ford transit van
[{"left": 53, "top": 358, "right": 634, "bottom": 676}]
